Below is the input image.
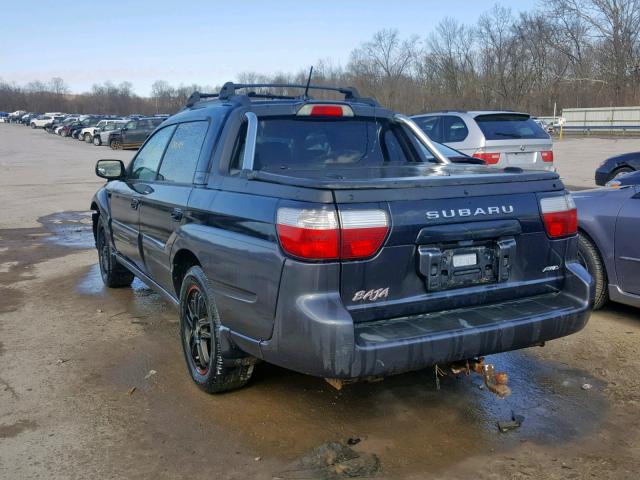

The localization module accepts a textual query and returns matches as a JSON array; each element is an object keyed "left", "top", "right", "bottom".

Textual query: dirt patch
[
  {"left": 0, "top": 286, "right": 24, "bottom": 313},
  {"left": 0, "top": 419, "right": 38, "bottom": 439}
]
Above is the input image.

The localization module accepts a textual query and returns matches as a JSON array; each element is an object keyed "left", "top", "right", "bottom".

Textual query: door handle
[
  {"left": 130, "top": 198, "right": 140, "bottom": 210},
  {"left": 171, "top": 208, "right": 183, "bottom": 222}
]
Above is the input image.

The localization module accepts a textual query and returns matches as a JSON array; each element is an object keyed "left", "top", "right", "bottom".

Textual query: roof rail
[{"left": 185, "top": 82, "right": 377, "bottom": 107}]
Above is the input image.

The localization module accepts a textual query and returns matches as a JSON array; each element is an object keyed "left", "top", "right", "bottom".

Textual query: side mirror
[{"left": 96, "top": 159, "right": 126, "bottom": 180}]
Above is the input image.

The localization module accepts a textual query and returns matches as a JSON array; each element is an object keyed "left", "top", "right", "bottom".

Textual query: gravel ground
[{"left": 1, "top": 125, "right": 639, "bottom": 479}]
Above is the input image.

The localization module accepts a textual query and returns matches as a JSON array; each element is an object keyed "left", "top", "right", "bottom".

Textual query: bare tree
[
  {"left": 547, "top": 0, "right": 640, "bottom": 103},
  {"left": 348, "top": 29, "right": 419, "bottom": 108}
]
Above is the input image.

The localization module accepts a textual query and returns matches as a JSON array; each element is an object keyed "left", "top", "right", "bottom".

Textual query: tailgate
[
  {"left": 484, "top": 139, "right": 554, "bottom": 168},
  {"left": 338, "top": 185, "right": 570, "bottom": 323}
]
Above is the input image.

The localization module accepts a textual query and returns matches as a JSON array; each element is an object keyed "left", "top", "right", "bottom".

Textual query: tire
[
  {"left": 179, "top": 266, "right": 254, "bottom": 393},
  {"left": 93, "top": 135, "right": 102, "bottom": 146},
  {"left": 110, "top": 138, "right": 122, "bottom": 150},
  {"left": 608, "top": 167, "right": 634, "bottom": 183},
  {"left": 96, "top": 223, "right": 134, "bottom": 288},
  {"left": 30, "top": 123, "right": 36, "bottom": 129},
  {"left": 577, "top": 233, "right": 608, "bottom": 310}
]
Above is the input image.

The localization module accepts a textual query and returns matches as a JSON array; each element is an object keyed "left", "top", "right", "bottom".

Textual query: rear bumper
[{"left": 242, "top": 262, "right": 593, "bottom": 379}]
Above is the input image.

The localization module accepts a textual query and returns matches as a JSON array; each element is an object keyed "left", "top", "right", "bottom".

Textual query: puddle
[
  {"left": 76, "top": 264, "right": 159, "bottom": 302},
  {"left": 38, "top": 211, "right": 94, "bottom": 249},
  {"left": 0, "top": 211, "right": 95, "bottom": 285}
]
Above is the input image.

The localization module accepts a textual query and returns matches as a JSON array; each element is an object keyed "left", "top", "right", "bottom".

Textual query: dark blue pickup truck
[{"left": 91, "top": 83, "right": 593, "bottom": 393}]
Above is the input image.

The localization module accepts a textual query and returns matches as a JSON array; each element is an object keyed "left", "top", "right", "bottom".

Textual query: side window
[
  {"left": 157, "top": 121, "right": 209, "bottom": 183},
  {"left": 126, "top": 121, "right": 136, "bottom": 129},
  {"left": 129, "top": 125, "right": 176, "bottom": 181},
  {"left": 413, "top": 116, "right": 442, "bottom": 143},
  {"left": 442, "top": 116, "right": 469, "bottom": 143}
]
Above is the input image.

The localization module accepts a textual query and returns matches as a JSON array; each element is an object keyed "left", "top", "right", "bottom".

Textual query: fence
[{"left": 561, "top": 106, "right": 640, "bottom": 134}]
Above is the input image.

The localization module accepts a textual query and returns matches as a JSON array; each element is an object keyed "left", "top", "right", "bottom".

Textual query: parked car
[
  {"left": 595, "top": 151, "right": 640, "bottom": 185},
  {"left": 69, "top": 116, "right": 102, "bottom": 139},
  {"left": 30, "top": 114, "right": 57, "bottom": 128},
  {"left": 0, "top": 112, "right": 8, "bottom": 123},
  {"left": 606, "top": 170, "right": 640, "bottom": 188},
  {"left": 60, "top": 120, "right": 81, "bottom": 137},
  {"left": 93, "top": 120, "right": 127, "bottom": 146},
  {"left": 574, "top": 185, "right": 640, "bottom": 309},
  {"left": 90, "top": 82, "right": 591, "bottom": 394},
  {"left": 411, "top": 111, "right": 554, "bottom": 171},
  {"left": 109, "top": 117, "right": 164, "bottom": 149},
  {"left": 55, "top": 117, "right": 81, "bottom": 135},
  {"left": 8, "top": 110, "right": 27, "bottom": 123},
  {"left": 78, "top": 117, "right": 108, "bottom": 142},
  {"left": 45, "top": 116, "right": 68, "bottom": 133},
  {"left": 22, "top": 113, "right": 40, "bottom": 125}
]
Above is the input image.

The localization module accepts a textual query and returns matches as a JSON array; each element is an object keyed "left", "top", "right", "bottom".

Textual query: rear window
[
  {"left": 475, "top": 114, "right": 549, "bottom": 140},
  {"left": 246, "top": 117, "right": 418, "bottom": 171}
]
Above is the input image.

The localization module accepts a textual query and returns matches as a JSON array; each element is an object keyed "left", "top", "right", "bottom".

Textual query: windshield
[
  {"left": 475, "top": 114, "right": 549, "bottom": 140},
  {"left": 241, "top": 117, "right": 423, "bottom": 172}
]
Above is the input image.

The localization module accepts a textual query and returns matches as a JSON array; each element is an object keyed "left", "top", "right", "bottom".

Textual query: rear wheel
[
  {"left": 577, "top": 233, "right": 608, "bottom": 310},
  {"left": 30, "top": 123, "right": 36, "bottom": 129},
  {"left": 84, "top": 133, "right": 92, "bottom": 142},
  {"left": 179, "top": 266, "right": 254, "bottom": 393},
  {"left": 96, "top": 224, "right": 134, "bottom": 288}
]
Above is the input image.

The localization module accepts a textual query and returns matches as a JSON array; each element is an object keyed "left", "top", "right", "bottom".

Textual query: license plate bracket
[{"left": 418, "top": 238, "right": 516, "bottom": 291}]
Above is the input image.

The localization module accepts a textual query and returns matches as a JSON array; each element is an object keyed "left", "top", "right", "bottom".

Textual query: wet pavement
[
  {"left": 1, "top": 126, "right": 640, "bottom": 479},
  {"left": 1, "top": 209, "right": 638, "bottom": 479}
]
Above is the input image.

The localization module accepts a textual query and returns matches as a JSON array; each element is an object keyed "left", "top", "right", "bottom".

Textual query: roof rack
[{"left": 185, "top": 82, "right": 377, "bottom": 107}]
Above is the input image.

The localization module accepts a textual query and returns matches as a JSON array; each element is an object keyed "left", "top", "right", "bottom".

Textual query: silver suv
[
  {"left": 93, "top": 120, "right": 127, "bottom": 146},
  {"left": 411, "top": 111, "right": 554, "bottom": 171}
]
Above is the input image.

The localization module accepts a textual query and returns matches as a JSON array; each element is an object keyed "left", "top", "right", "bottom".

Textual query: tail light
[
  {"left": 297, "top": 104, "right": 354, "bottom": 117},
  {"left": 541, "top": 150, "right": 554, "bottom": 162},
  {"left": 539, "top": 194, "right": 577, "bottom": 238},
  {"left": 339, "top": 210, "right": 389, "bottom": 259},
  {"left": 472, "top": 151, "right": 501, "bottom": 165},
  {"left": 276, "top": 207, "right": 388, "bottom": 260}
]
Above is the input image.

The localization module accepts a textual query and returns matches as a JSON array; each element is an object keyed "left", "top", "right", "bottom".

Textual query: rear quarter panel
[
  {"left": 573, "top": 188, "right": 632, "bottom": 285},
  {"left": 172, "top": 187, "right": 285, "bottom": 341}
]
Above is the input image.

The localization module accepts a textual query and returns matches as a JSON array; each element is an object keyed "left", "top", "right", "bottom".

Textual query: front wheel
[
  {"left": 93, "top": 135, "right": 102, "bottom": 146},
  {"left": 179, "top": 266, "right": 254, "bottom": 393},
  {"left": 84, "top": 133, "right": 92, "bottom": 142},
  {"left": 96, "top": 224, "right": 134, "bottom": 288},
  {"left": 577, "top": 233, "right": 608, "bottom": 310},
  {"left": 110, "top": 138, "right": 122, "bottom": 150},
  {"left": 608, "top": 167, "right": 633, "bottom": 183}
]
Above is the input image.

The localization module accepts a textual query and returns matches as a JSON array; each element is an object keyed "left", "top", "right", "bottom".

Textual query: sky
[{"left": 1, "top": 0, "right": 538, "bottom": 96}]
